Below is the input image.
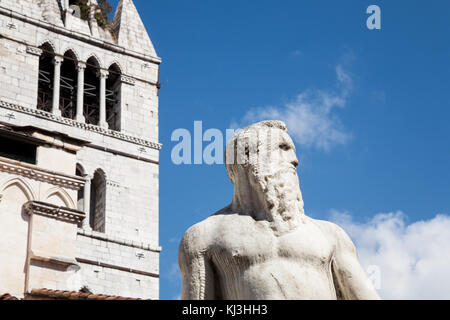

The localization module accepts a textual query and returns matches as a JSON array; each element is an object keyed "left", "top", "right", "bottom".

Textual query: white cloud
[
  {"left": 330, "top": 210, "right": 450, "bottom": 300},
  {"left": 236, "top": 64, "right": 353, "bottom": 151}
]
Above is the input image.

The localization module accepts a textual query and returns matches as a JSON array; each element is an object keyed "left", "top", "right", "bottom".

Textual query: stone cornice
[
  {"left": 0, "top": 100, "right": 162, "bottom": 150},
  {"left": 25, "top": 201, "right": 85, "bottom": 225},
  {"left": 77, "top": 228, "right": 162, "bottom": 253},
  {"left": 76, "top": 257, "right": 159, "bottom": 279},
  {"left": 0, "top": 157, "right": 85, "bottom": 190}
]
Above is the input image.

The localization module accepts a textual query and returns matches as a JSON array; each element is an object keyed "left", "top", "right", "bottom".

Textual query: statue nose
[{"left": 291, "top": 159, "right": 299, "bottom": 168}]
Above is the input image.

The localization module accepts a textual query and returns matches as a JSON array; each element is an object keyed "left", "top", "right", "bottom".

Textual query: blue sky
[{"left": 110, "top": 1, "right": 450, "bottom": 299}]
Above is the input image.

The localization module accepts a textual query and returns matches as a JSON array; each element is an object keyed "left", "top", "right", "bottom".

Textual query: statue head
[{"left": 225, "top": 121, "right": 305, "bottom": 223}]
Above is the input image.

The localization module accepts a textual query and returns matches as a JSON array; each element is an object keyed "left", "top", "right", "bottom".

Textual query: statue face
[
  {"left": 251, "top": 129, "right": 299, "bottom": 179},
  {"left": 249, "top": 129, "right": 304, "bottom": 215},
  {"left": 273, "top": 130, "right": 299, "bottom": 174},
  {"left": 226, "top": 122, "right": 305, "bottom": 217}
]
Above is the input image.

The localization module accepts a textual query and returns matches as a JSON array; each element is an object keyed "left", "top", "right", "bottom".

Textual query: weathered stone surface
[
  {"left": 179, "top": 121, "right": 380, "bottom": 300},
  {"left": 0, "top": 0, "right": 160, "bottom": 300}
]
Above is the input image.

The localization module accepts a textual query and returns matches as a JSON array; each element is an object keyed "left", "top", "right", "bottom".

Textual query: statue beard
[{"left": 256, "top": 166, "right": 305, "bottom": 230}]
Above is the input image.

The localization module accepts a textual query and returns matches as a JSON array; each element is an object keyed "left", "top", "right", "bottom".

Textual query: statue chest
[{"left": 210, "top": 219, "right": 335, "bottom": 269}]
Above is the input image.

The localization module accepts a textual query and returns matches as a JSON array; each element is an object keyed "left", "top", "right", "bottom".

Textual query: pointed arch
[
  {"left": 107, "top": 61, "right": 123, "bottom": 75},
  {"left": 0, "top": 177, "right": 36, "bottom": 202},
  {"left": 0, "top": 177, "right": 33, "bottom": 297},
  {"left": 94, "top": 168, "right": 107, "bottom": 180},
  {"left": 85, "top": 53, "right": 102, "bottom": 69},
  {"left": 37, "top": 40, "right": 57, "bottom": 55},
  {"left": 43, "top": 187, "right": 76, "bottom": 209},
  {"left": 76, "top": 163, "right": 87, "bottom": 177},
  {"left": 62, "top": 48, "right": 80, "bottom": 63}
]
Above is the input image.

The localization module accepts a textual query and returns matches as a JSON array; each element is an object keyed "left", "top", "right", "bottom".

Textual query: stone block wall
[{"left": 76, "top": 229, "right": 160, "bottom": 299}]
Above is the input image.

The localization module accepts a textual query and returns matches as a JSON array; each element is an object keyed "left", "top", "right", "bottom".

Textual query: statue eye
[{"left": 279, "top": 143, "right": 290, "bottom": 151}]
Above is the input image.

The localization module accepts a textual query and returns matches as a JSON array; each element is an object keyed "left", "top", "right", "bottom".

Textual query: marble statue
[{"left": 179, "top": 120, "right": 380, "bottom": 300}]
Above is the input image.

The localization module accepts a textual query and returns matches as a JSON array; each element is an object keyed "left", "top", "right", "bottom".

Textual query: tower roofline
[
  {"left": 113, "top": 0, "right": 158, "bottom": 57},
  {"left": 0, "top": 5, "right": 161, "bottom": 64}
]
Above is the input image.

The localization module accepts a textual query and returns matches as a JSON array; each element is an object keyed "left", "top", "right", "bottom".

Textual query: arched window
[
  {"left": 37, "top": 43, "right": 55, "bottom": 112},
  {"left": 90, "top": 169, "right": 106, "bottom": 233},
  {"left": 60, "top": 50, "right": 78, "bottom": 119},
  {"left": 75, "top": 164, "right": 85, "bottom": 212},
  {"left": 84, "top": 57, "right": 101, "bottom": 125},
  {"left": 106, "top": 63, "right": 122, "bottom": 131}
]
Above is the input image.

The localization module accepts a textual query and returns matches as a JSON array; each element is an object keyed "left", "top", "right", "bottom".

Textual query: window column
[
  {"left": 97, "top": 69, "right": 109, "bottom": 129},
  {"left": 52, "top": 56, "right": 64, "bottom": 116},
  {"left": 76, "top": 62, "right": 86, "bottom": 122}
]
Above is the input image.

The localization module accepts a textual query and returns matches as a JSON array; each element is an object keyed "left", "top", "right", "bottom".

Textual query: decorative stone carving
[
  {"left": 24, "top": 201, "right": 85, "bottom": 225},
  {"left": 0, "top": 100, "right": 162, "bottom": 150},
  {"left": 96, "top": 69, "right": 109, "bottom": 79},
  {"left": 179, "top": 120, "right": 381, "bottom": 300},
  {"left": 76, "top": 61, "right": 87, "bottom": 71},
  {"left": 26, "top": 46, "right": 43, "bottom": 56},
  {"left": 120, "top": 75, "right": 136, "bottom": 86}
]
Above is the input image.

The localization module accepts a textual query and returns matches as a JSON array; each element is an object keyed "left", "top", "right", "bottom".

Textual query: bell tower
[{"left": 0, "top": 0, "right": 161, "bottom": 299}]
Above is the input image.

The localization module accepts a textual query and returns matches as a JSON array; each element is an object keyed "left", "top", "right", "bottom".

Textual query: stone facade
[{"left": 0, "top": 0, "right": 161, "bottom": 300}]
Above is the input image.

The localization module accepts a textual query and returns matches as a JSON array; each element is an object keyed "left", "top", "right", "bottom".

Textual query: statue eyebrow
[{"left": 279, "top": 142, "right": 291, "bottom": 150}]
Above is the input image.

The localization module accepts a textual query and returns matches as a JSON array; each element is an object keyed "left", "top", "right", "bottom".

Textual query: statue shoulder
[
  {"left": 179, "top": 213, "right": 224, "bottom": 257},
  {"left": 312, "top": 218, "right": 345, "bottom": 233},
  {"left": 180, "top": 221, "right": 210, "bottom": 250},
  {"left": 311, "top": 218, "right": 356, "bottom": 252},
  {"left": 179, "top": 205, "right": 238, "bottom": 259}
]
